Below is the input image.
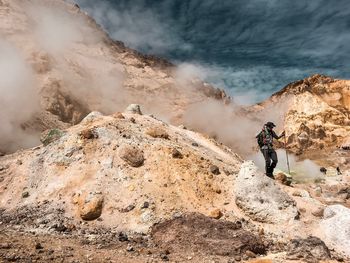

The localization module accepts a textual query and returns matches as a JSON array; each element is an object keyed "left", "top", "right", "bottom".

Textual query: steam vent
[{"left": 0, "top": 0, "right": 349, "bottom": 262}]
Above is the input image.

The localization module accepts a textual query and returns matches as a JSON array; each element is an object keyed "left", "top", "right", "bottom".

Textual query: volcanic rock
[
  {"left": 286, "top": 236, "right": 331, "bottom": 262},
  {"left": 210, "top": 165, "right": 220, "bottom": 175},
  {"left": 151, "top": 213, "right": 266, "bottom": 257},
  {"left": 118, "top": 145, "right": 145, "bottom": 167},
  {"left": 22, "top": 191, "right": 29, "bottom": 198},
  {"left": 171, "top": 148, "right": 183, "bottom": 159},
  {"left": 80, "top": 128, "right": 98, "bottom": 140},
  {"left": 234, "top": 161, "right": 298, "bottom": 223},
  {"left": 78, "top": 192, "right": 104, "bottom": 221},
  {"left": 275, "top": 172, "right": 291, "bottom": 186},
  {"left": 311, "top": 207, "right": 325, "bottom": 218},
  {"left": 321, "top": 205, "right": 350, "bottom": 257},
  {"left": 35, "top": 243, "right": 43, "bottom": 250},
  {"left": 118, "top": 232, "right": 128, "bottom": 242},
  {"left": 338, "top": 187, "right": 350, "bottom": 199},
  {"left": 0, "top": 111, "right": 242, "bottom": 233},
  {"left": 208, "top": 209, "right": 223, "bottom": 219}
]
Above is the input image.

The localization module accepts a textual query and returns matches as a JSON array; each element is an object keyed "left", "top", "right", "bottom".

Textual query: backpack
[{"left": 256, "top": 130, "right": 266, "bottom": 148}]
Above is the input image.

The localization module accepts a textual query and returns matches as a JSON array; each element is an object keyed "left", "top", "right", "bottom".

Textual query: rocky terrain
[
  {"left": 1, "top": 106, "right": 349, "bottom": 262},
  {"left": 0, "top": 0, "right": 350, "bottom": 263}
]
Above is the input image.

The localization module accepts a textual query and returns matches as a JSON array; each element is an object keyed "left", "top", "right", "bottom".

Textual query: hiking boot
[{"left": 266, "top": 173, "right": 275, "bottom": 179}]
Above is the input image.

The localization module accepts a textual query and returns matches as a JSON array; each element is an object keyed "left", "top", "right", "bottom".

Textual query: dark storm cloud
[
  {"left": 73, "top": 0, "right": 193, "bottom": 54},
  {"left": 74, "top": 0, "right": 350, "bottom": 103}
]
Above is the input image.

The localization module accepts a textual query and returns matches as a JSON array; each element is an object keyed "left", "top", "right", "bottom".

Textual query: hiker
[{"left": 256, "top": 122, "right": 285, "bottom": 178}]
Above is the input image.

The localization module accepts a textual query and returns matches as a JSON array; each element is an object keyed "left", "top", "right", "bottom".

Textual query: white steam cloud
[
  {"left": 25, "top": 1, "right": 102, "bottom": 54},
  {"left": 249, "top": 149, "right": 324, "bottom": 183},
  {"left": 176, "top": 63, "right": 292, "bottom": 155},
  {"left": 175, "top": 62, "right": 338, "bottom": 104},
  {"left": 0, "top": 39, "right": 40, "bottom": 152},
  {"left": 0, "top": 0, "right": 127, "bottom": 152},
  {"left": 26, "top": 0, "right": 126, "bottom": 114}
]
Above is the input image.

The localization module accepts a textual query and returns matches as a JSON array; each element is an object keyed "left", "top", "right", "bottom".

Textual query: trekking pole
[{"left": 284, "top": 134, "right": 291, "bottom": 174}]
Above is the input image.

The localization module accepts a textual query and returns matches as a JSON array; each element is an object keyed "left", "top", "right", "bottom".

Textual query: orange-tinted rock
[
  {"left": 209, "top": 209, "right": 223, "bottom": 219},
  {"left": 78, "top": 192, "right": 104, "bottom": 221}
]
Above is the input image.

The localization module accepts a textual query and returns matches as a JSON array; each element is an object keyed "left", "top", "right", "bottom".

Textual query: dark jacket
[{"left": 256, "top": 125, "right": 283, "bottom": 149}]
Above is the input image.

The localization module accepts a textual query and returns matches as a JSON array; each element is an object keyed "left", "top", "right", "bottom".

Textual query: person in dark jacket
[{"left": 256, "top": 122, "right": 285, "bottom": 178}]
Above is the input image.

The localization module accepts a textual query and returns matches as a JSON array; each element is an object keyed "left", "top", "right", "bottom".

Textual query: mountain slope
[{"left": 0, "top": 0, "right": 228, "bottom": 153}]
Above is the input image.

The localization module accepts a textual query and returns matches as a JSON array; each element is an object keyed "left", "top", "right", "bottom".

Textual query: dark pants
[{"left": 261, "top": 148, "right": 278, "bottom": 178}]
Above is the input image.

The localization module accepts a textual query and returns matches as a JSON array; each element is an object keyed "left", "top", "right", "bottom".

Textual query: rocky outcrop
[
  {"left": 251, "top": 74, "right": 350, "bottom": 169},
  {"left": 234, "top": 161, "right": 298, "bottom": 223},
  {"left": 0, "top": 106, "right": 242, "bottom": 232},
  {"left": 320, "top": 205, "right": 350, "bottom": 258}
]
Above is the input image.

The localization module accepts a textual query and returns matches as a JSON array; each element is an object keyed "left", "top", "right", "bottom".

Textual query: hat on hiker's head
[{"left": 266, "top": 121, "right": 276, "bottom": 128}]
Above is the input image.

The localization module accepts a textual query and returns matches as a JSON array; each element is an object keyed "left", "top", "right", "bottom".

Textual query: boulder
[
  {"left": 119, "top": 145, "right": 145, "bottom": 167},
  {"left": 208, "top": 209, "right": 223, "bottom": 219},
  {"left": 311, "top": 207, "right": 324, "bottom": 218},
  {"left": 234, "top": 161, "right": 298, "bottom": 223},
  {"left": 124, "top": 104, "right": 142, "bottom": 115},
  {"left": 275, "top": 172, "right": 291, "bottom": 186},
  {"left": 320, "top": 205, "right": 350, "bottom": 257},
  {"left": 78, "top": 192, "right": 104, "bottom": 221},
  {"left": 286, "top": 236, "right": 331, "bottom": 262}
]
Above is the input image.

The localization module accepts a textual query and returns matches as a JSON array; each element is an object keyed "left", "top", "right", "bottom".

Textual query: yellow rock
[
  {"left": 209, "top": 209, "right": 223, "bottom": 219},
  {"left": 78, "top": 192, "right": 104, "bottom": 221}
]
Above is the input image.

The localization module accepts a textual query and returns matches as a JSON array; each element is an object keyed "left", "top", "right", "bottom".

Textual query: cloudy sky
[{"left": 75, "top": 0, "right": 350, "bottom": 103}]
